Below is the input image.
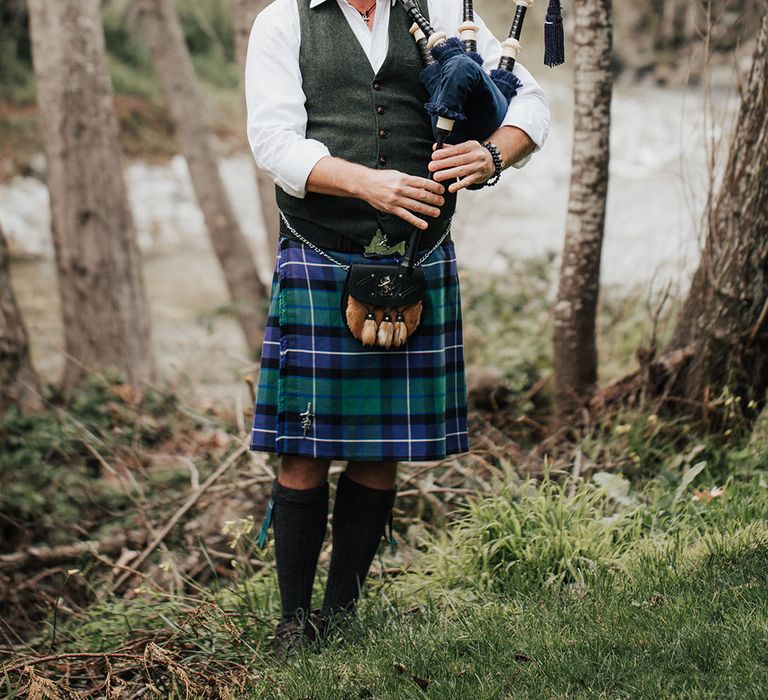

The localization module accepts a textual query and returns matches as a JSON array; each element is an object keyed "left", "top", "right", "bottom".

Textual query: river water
[{"left": 1, "top": 76, "right": 739, "bottom": 392}]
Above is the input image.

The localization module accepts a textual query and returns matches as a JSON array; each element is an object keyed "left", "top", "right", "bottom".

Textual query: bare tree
[
  {"left": 0, "top": 223, "right": 42, "bottom": 414},
  {"left": 27, "top": 0, "right": 153, "bottom": 392},
  {"left": 136, "top": 0, "right": 268, "bottom": 354},
  {"left": 661, "top": 10, "right": 768, "bottom": 417},
  {"left": 233, "top": 0, "right": 280, "bottom": 259},
  {"left": 553, "top": 0, "right": 613, "bottom": 420},
  {"left": 592, "top": 12, "right": 768, "bottom": 423}
]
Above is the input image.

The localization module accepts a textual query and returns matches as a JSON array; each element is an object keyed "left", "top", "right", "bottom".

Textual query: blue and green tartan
[{"left": 249, "top": 235, "right": 469, "bottom": 462}]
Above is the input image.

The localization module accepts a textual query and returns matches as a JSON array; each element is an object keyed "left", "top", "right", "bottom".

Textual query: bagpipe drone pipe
[
  {"left": 398, "top": 0, "right": 564, "bottom": 270},
  {"left": 400, "top": 0, "right": 565, "bottom": 147}
]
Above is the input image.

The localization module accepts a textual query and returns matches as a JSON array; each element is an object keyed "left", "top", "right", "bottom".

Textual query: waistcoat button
[
  {"left": 376, "top": 105, "right": 385, "bottom": 114},
  {"left": 378, "top": 129, "right": 389, "bottom": 139},
  {"left": 378, "top": 155, "right": 387, "bottom": 165},
  {"left": 372, "top": 81, "right": 383, "bottom": 91}
]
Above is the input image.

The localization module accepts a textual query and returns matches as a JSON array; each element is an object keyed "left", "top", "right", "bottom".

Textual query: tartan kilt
[{"left": 249, "top": 234, "right": 469, "bottom": 462}]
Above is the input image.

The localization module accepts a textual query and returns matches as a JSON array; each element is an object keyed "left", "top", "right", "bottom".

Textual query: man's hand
[
  {"left": 306, "top": 156, "right": 445, "bottom": 229},
  {"left": 428, "top": 140, "right": 495, "bottom": 192},
  {"left": 428, "top": 126, "right": 538, "bottom": 193},
  {"left": 360, "top": 169, "right": 445, "bottom": 230}
]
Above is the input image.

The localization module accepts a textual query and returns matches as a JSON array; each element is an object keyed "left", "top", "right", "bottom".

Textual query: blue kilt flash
[{"left": 249, "top": 235, "right": 469, "bottom": 462}]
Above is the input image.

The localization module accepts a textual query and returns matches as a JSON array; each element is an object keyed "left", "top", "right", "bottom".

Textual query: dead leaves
[{"left": 692, "top": 485, "right": 726, "bottom": 503}]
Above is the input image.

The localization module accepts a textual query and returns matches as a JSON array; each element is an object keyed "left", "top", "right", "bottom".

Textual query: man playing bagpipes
[{"left": 244, "top": 0, "right": 551, "bottom": 655}]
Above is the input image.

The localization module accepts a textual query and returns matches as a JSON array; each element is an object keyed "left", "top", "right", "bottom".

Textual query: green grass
[
  {"left": 6, "top": 457, "right": 768, "bottom": 698},
  {"left": 243, "top": 471, "right": 768, "bottom": 699},
  {"left": 245, "top": 527, "right": 768, "bottom": 699}
]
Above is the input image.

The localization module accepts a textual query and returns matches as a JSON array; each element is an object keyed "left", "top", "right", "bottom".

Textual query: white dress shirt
[{"left": 245, "top": 0, "right": 550, "bottom": 199}]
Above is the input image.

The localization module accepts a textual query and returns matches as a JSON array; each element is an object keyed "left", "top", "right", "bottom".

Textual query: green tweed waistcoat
[{"left": 275, "top": 0, "right": 456, "bottom": 249}]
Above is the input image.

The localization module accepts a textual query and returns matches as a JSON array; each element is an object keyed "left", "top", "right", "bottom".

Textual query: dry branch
[
  {"left": 112, "top": 443, "right": 248, "bottom": 592},
  {"left": 589, "top": 344, "right": 696, "bottom": 414},
  {"left": 0, "top": 533, "right": 146, "bottom": 575}
]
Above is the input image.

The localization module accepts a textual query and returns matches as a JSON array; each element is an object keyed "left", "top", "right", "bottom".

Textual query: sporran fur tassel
[
  {"left": 343, "top": 295, "right": 423, "bottom": 348},
  {"left": 393, "top": 312, "right": 408, "bottom": 348},
  {"left": 376, "top": 312, "right": 394, "bottom": 349},
  {"left": 362, "top": 311, "right": 378, "bottom": 346}
]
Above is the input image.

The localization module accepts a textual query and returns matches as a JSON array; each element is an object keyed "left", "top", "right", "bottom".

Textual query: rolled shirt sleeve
[
  {"left": 244, "top": 0, "right": 330, "bottom": 199},
  {"left": 473, "top": 9, "right": 551, "bottom": 168}
]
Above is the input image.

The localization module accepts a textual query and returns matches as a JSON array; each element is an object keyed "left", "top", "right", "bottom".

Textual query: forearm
[
  {"left": 305, "top": 156, "right": 445, "bottom": 231},
  {"left": 487, "top": 124, "right": 537, "bottom": 170},
  {"left": 305, "top": 155, "right": 370, "bottom": 198}
]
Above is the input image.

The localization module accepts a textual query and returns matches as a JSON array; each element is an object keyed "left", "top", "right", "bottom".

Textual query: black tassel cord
[{"left": 544, "top": 0, "right": 565, "bottom": 67}]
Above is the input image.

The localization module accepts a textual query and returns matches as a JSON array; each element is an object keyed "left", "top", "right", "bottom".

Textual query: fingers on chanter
[
  {"left": 432, "top": 140, "right": 476, "bottom": 158},
  {"left": 410, "top": 175, "right": 445, "bottom": 195},
  {"left": 403, "top": 185, "right": 444, "bottom": 206},
  {"left": 395, "top": 206, "right": 429, "bottom": 229},
  {"left": 429, "top": 152, "right": 476, "bottom": 174},
  {"left": 400, "top": 193, "right": 440, "bottom": 217},
  {"left": 434, "top": 164, "right": 477, "bottom": 182},
  {"left": 449, "top": 175, "right": 476, "bottom": 193}
]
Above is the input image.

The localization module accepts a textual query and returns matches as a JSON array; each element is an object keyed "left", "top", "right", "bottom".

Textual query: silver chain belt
[{"left": 278, "top": 209, "right": 451, "bottom": 272}]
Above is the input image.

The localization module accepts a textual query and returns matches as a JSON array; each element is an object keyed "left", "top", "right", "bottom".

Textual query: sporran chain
[{"left": 278, "top": 209, "right": 451, "bottom": 271}]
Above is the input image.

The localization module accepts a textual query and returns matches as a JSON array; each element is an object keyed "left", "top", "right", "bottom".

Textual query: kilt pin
[{"left": 249, "top": 234, "right": 469, "bottom": 462}]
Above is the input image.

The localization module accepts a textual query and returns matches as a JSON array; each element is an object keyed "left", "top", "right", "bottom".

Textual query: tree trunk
[
  {"left": 27, "top": 0, "right": 154, "bottom": 392},
  {"left": 232, "top": 0, "right": 280, "bottom": 259},
  {"left": 0, "top": 223, "right": 42, "bottom": 414},
  {"left": 553, "top": 0, "right": 613, "bottom": 420},
  {"left": 662, "top": 11, "right": 768, "bottom": 417},
  {"left": 136, "top": 0, "right": 268, "bottom": 354}
]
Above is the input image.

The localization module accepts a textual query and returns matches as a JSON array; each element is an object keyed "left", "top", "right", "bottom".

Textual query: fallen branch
[
  {"left": 112, "top": 442, "right": 248, "bottom": 593},
  {"left": 0, "top": 533, "right": 145, "bottom": 575},
  {"left": 396, "top": 487, "right": 477, "bottom": 498},
  {"left": 589, "top": 344, "right": 695, "bottom": 415}
]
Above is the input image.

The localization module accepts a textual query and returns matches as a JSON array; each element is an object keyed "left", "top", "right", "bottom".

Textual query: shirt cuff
[
  {"left": 498, "top": 105, "right": 549, "bottom": 169},
  {"left": 273, "top": 139, "right": 331, "bottom": 199}
]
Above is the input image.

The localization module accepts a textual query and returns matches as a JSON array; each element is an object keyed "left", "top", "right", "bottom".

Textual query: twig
[
  {"left": 2, "top": 651, "right": 143, "bottom": 676},
  {"left": 0, "top": 533, "right": 145, "bottom": 574},
  {"left": 111, "top": 443, "right": 248, "bottom": 593},
  {"left": 88, "top": 552, "right": 166, "bottom": 596},
  {"left": 520, "top": 374, "right": 551, "bottom": 404},
  {"left": 748, "top": 295, "right": 768, "bottom": 344},
  {"left": 395, "top": 487, "right": 477, "bottom": 498},
  {"left": 397, "top": 462, "right": 443, "bottom": 490}
]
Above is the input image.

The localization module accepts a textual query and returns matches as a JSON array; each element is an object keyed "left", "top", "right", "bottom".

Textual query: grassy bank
[
  {"left": 3, "top": 263, "right": 768, "bottom": 698},
  {"left": 248, "top": 518, "right": 768, "bottom": 699},
  {"left": 7, "top": 466, "right": 768, "bottom": 698}
]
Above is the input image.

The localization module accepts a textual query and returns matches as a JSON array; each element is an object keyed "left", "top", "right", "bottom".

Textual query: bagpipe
[
  {"left": 394, "top": 0, "right": 564, "bottom": 270},
  {"left": 341, "top": 0, "right": 565, "bottom": 349},
  {"left": 400, "top": 0, "right": 564, "bottom": 149}
]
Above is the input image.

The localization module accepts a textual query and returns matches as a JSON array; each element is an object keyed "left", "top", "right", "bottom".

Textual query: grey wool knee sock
[
  {"left": 268, "top": 478, "right": 329, "bottom": 624},
  {"left": 321, "top": 471, "right": 396, "bottom": 617}
]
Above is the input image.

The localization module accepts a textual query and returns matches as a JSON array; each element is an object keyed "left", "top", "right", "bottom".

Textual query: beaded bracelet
[{"left": 480, "top": 141, "right": 504, "bottom": 187}]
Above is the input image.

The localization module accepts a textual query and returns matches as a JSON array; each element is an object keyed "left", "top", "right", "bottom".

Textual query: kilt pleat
[{"left": 249, "top": 235, "right": 469, "bottom": 462}]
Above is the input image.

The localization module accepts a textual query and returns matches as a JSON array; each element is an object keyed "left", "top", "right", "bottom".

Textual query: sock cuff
[
  {"left": 271, "top": 478, "right": 329, "bottom": 506},
  {"left": 335, "top": 471, "right": 397, "bottom": 511}
]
